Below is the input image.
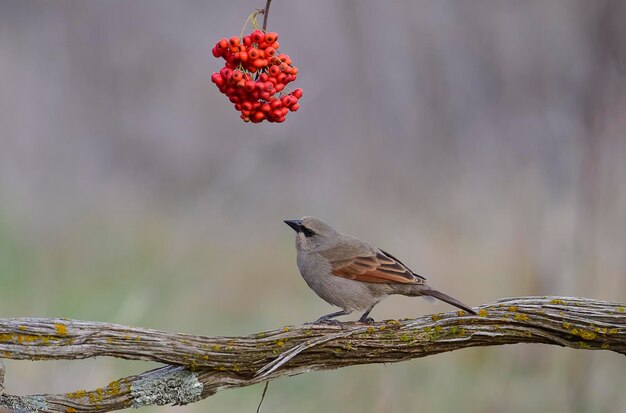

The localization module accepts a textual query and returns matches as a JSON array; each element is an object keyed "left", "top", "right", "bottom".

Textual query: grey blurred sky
[{"left": 1, "top": 1, "right": 625, "bottom": 412}]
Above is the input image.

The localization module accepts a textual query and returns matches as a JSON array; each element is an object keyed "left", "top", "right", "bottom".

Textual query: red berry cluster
[{"left": 211, "top": 30, "right": 302, "bottom": 123}]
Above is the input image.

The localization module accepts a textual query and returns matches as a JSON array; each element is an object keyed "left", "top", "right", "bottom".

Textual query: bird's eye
[{"left": 302, "top": 227, "right": 316, "bottom": 237}]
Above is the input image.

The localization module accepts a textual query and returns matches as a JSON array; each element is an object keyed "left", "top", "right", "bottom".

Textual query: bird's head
[{"left": 283, "top": 216, "right": 340, "bottom": 252}]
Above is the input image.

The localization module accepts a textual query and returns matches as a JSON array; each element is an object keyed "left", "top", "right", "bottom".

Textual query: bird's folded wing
[{"left": 326, "top": 250, "right": 423, "bottom": 284}]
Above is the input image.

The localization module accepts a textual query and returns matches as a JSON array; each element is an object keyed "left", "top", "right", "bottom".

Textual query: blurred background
[{"left": 1, "top": 0, "right": 625, "bottom": 412}]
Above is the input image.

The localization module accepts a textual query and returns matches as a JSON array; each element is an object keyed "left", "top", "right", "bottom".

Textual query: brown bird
[{"left": 284, "top": 216, "right": 477, "bottom": 323}]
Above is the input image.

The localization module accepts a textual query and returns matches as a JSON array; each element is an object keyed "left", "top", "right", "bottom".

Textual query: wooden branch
[{"left": 0, "top": 296, "right": 624, "bottom": 412}]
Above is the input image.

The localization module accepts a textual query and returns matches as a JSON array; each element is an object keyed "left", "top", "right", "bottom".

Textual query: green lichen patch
[
  {"left": 66, "top": 390, "right": 87, "bottom": 399},
  {"left": 1, "top": 333, "right": 56, "bottom": 346},
  {"left": 617, "top": 307, "right": 625, "bottom": 313},
  {"left": 513, "top": 314, "right": 529, "bottom": 322},
  {"left": 431, "top": 313, "right": 443, "bottom": 322},
  {"left": 507, "top": 306, "right": 518, "bottom": 312},
  {"left": 571, "top": 329, "right": 597, "bottom": 341},
  {"left": 399, "top": 334, "right": 411, "bottom": 342},
  {"left": 550, "top": 299, "right": 566, "bottom": 305},
  {"left": 54, "top": 323, "right": 68, "bottom": 336},
  {"left": 478, "top": 309, "right": 488, "bottom": 317}
]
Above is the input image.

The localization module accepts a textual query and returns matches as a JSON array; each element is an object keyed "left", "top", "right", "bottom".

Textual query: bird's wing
[{"left": 322, "top": 247, "right": 425, "bottom": 284}]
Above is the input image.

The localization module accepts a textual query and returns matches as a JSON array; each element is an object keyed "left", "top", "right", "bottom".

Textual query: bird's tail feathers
[{"left": 422, "top": 289, "right": 477, "bottom": 315}]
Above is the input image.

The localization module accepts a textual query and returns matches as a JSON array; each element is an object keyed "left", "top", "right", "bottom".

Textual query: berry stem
[
  {"left": 262, "top": 0, "right": 272, "bottom": 31},
  {"left": 239, "top": 12, "right": 255, "bottom": 39}
]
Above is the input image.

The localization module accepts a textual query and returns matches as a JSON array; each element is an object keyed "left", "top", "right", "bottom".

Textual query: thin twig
[
  {"left": 256, "top": 381, "right": 269, "bottom": 413},
  {"left": 262, "top": 0, "right": 272, "bottom": 31}
]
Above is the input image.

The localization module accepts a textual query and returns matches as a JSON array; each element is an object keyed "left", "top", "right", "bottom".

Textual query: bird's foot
[{"left": 357, "top": 316, "right": 375, "bottom": 324}]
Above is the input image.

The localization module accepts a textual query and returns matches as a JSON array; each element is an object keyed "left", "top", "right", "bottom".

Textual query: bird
[{"left": 284, "top": 216, "right": 477, "bottom": 323}]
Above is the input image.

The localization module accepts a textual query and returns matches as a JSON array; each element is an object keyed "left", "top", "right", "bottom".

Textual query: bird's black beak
[{"left": 284, "top": 219, "right": 303, "bottom": 233}]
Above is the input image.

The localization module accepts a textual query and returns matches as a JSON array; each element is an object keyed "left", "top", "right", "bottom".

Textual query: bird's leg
[
  {"left": 312, "top": 309, "right": 351, "bottom": 324},
  {"left": 357, "top": 304, "right": 377, "bottom": 324}
]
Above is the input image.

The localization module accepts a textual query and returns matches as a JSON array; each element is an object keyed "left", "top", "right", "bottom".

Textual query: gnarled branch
[{"left": 0, "top": 296, "right": 624, "bottom": 412}]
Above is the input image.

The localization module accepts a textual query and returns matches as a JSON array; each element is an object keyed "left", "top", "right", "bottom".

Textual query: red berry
[
  {"left": 243, "top": 36, "right": 252, "bottom": 46},
  {"left": 220, "top": 67, "right": 233, "bottom": 79},
  {"left": 269, "top": 65, "right": 281, "bottom": 76},
  {"left": 211, "top": 73, "right": 224, "bottom": 86},
  {"left": 277, "top": 54, "right": 290, "bottom": 64},
  {"left": 248, "top": 48, "right": 260, "bottom": 60},
  {"left": 229, "top": 36, "right": 240, "bottom": 48},
  {"left": 292, "top": 88, "right": 303, "bottom": 99},
  {"left": 265, "top": 32, "right": 278, "bottom": 43},
  {"left": 231, "top": 70, "right": 243, "bottom": 82},
  {"left": 252, "top": 59, "right": 266, "bottom": 68},
  {"left": 251, "top": 30, "right": 265, "bottom": 44},
  {"left": 289, "top": 103, "right": 300, "bottom": 112},
  {"left": 218, "top": 38, "right": 229, "bottom": 49},
  {"left": 243, "top": 80, "right": 255, "bottom": 92},
  {"left": 281, "top": 95, "right": 292, "bottom": 106}
]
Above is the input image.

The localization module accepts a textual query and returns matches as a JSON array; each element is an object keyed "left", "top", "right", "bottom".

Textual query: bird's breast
[{"left": 296, "top": 251, "right": 386, "bottom": 311}]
